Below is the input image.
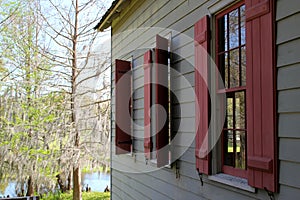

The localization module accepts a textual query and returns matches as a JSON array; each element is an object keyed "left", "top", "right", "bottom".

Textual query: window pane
[
  {"left": 225, "top": 53, "right": 229, "bottom": 88},
  {"left": 218, "top": 16, "right": 227, "bottom": 52},
  {"left": 224, "top": 130, "right": 234, "bottom": 166},
  {"left": 235, "top": 131, "right": 246, "bottom": 169},
  {"left": 227, "top": 96, "right": 233, "bottom": 129},
  {"left": 218, "top": 53, "right": 224, "bottom": 87},
  {"left": 241, "top": 46, "right": 246, "bottom": 86},
  {"left": 240, "top": 5, "right": 246, "bottom": 45},
  {"left": 229, "top": 49, "right": 240, "bottom": 88},
  {"left": 218, "top": 3, "right": 247, "bottom": 173},
  {"left": 224, "top": 15, "right": 228, "bottom": 51},
  {"left": 229, "top": 9, "right": 239, "bottom": 49},
  {"left": 219, "top": 53, "right": 229, "bottom": 89},
  {"left": 235, "top": 91, "right": 245, "bottom": 129}
]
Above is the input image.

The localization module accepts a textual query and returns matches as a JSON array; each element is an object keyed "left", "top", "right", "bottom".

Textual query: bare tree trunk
[
  {"left": 21, "top": 180, "right": 25, "bottom": 196},
  {"left": 25, "top": 16, "right": 34, "bottom": 197},
  {"left": 73, "top": 166, "right": 81, "bottom": 200},
  {"left": 33, "top": 0, "right": 110, "bottom": 198},
  {"left": 72, "top": 1, "right": 81, "bottom": 199},
  {"left": 56, "top": 174, "right": 67, "bottom": 193},
  {"left": 26, "top": 176, "right": 34, "bottom": 196},
  {"left": 67, "top": 173, "right": 72, "bottom": 191}
]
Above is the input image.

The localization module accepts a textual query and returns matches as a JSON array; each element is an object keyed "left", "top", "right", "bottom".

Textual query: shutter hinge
[
  {"left": 264, "top": 187, "right": 275, "bottom": 200},
  {"left": 198, "top": 172, "right": 204, "bottom": 186},
  {"left": 168, "top": 51, "right": 172, "bottom": 60},
  {"left": 175, "top": 162, "right": 180, "bottom": 179}
]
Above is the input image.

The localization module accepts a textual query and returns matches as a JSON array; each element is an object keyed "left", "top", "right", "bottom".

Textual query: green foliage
[
  {"left": 81, "top": 166, "right": 110, "bottom": 174},
  {"left": 42, "top": 192, "right": 110, "bottom": 200},
  {"left": 0, "top": 0, "right": 111, "bottom": 198},
  {"left": 0, "top": 181, "right": 8, "bottom": 194}
]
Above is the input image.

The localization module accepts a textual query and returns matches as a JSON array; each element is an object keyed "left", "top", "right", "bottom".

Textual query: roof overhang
[{"left": 94, "top": 0, "right": 131, "bottom": 32}]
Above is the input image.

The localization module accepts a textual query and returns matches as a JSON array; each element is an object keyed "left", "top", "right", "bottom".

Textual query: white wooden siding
[{"left": 277, "top": 0, "right": 300, "bottom": 198}]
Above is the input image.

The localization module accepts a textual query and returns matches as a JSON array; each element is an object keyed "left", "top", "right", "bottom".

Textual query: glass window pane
[
  {"left": 241, "top": 46, "right": 246, "bottom": 86},
  {"left": 218, "top": 53, "right": 228, "bottom": 89},
  {"left": 224, "top": 130, "right": 234, "bottom": 167},
  {"left": 224, "top": 15, "right": 228, "bottom": 51},
  {"left": 229, "top": 9, "right": 239, "bottom": 49},
  {"left": 225, "top": 53, "right": 229, "bottom": 88},
  {"left": 229, "top": 49, "right": 240, "bottom": 88},
  {"left": 240, "top": 5, "right": 246, "bottom": 45},
  {"left": 235, "top": 91, "right": 246, "bottom": 129},
  {"left": 218, "top": 16, "right": 227, "bottom": 52},
  {"left": 227, "top": 97, "right": 233, "bottom": 129},
  {"left": 235, "top": 131, "right": 246, "bottom": 169}
]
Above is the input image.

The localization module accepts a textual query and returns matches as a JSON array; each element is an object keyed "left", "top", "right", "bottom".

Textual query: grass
[{"left": 42, "top": 191, "right": 110, "bottom": 200}]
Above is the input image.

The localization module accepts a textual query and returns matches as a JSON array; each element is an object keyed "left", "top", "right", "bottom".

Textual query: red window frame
[
  {"left": 215, "top": 1, "right": 247, "bottom": 179},
  {"left": 195, "top": 0, "right": 277, "bottom": 192}
]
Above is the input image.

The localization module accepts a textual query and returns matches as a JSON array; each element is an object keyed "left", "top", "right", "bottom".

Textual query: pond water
[
  {"left": 81, "top": 172, "right": 110, "bottom": 192},
  {"left": 0, "top": 172, "right": 110, "bottom": 197}
]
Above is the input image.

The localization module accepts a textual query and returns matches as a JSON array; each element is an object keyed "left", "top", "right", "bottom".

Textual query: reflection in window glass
[
  {"left": 235, "top": 131, "right": 246, "bottom": 169},
  {"left": 240, "top": 5, "right": 246, "bottom": 45},
  {"left": 229, "top": 9, "right": 239, "bottom": 49},
  {"left": 229, "top": 49, "right": 240, "bottom": 88},
  {"left": 218, "top": 3, "right": 247, "bottom": 172},
  {"left": 224, "top": 130, "right": 234, "bottom": 166},
  {"left": 227, "top": 97, "right": 233, "bottom": 129},
  {"left": 224, "top": 15, "right": 228, "bottom": 51},
  {"left": 235, "top": 91, "right": 245, "bottom": 129},
  {"left": 223, "top": 92, "right": 246, "bottom": 169},
  {"left": 219, "top": 5, "right": 246, "bottom": 89},
  {"left": 224, "top": 53, "right": 229, "bottom": 88},
  {"left": 241, "top": 46, "right": 246, "bottom": 86}
]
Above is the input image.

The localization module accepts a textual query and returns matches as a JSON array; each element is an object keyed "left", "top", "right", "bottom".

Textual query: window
[
  {"left": 195, "top": 0, "right": 277, "bottom": 192},
  {"left": 216, "top": 2, "right": 247, "bottom": 178},
  {"left": 143, "top": 35, "right": 170, "bottom": 167}
]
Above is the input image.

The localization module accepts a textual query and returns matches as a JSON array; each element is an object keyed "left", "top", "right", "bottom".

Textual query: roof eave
[{"left": 94, "top": 0, "right": 130, "bottom": 32}]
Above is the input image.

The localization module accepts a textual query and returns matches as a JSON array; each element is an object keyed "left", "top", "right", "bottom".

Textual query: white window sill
[{"left": 208, "top": 173, "right": 255, "bottom": 193}]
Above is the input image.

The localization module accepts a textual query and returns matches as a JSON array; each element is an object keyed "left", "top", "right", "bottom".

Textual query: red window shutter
[
  {"left": 115, "top": 59, "right": 132, "bottom": 155},
  {"left": 155, "top": 35, "right": 169, "bottom": 167},
  {"left": 194, "top": 15, "right": 210, "bottom": 175},
  {"left": 144, "top": 50, "right": 152, "bottom": 159},
  {"left": 245, "top": 0, "right": 277, "bottom": 192}
]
